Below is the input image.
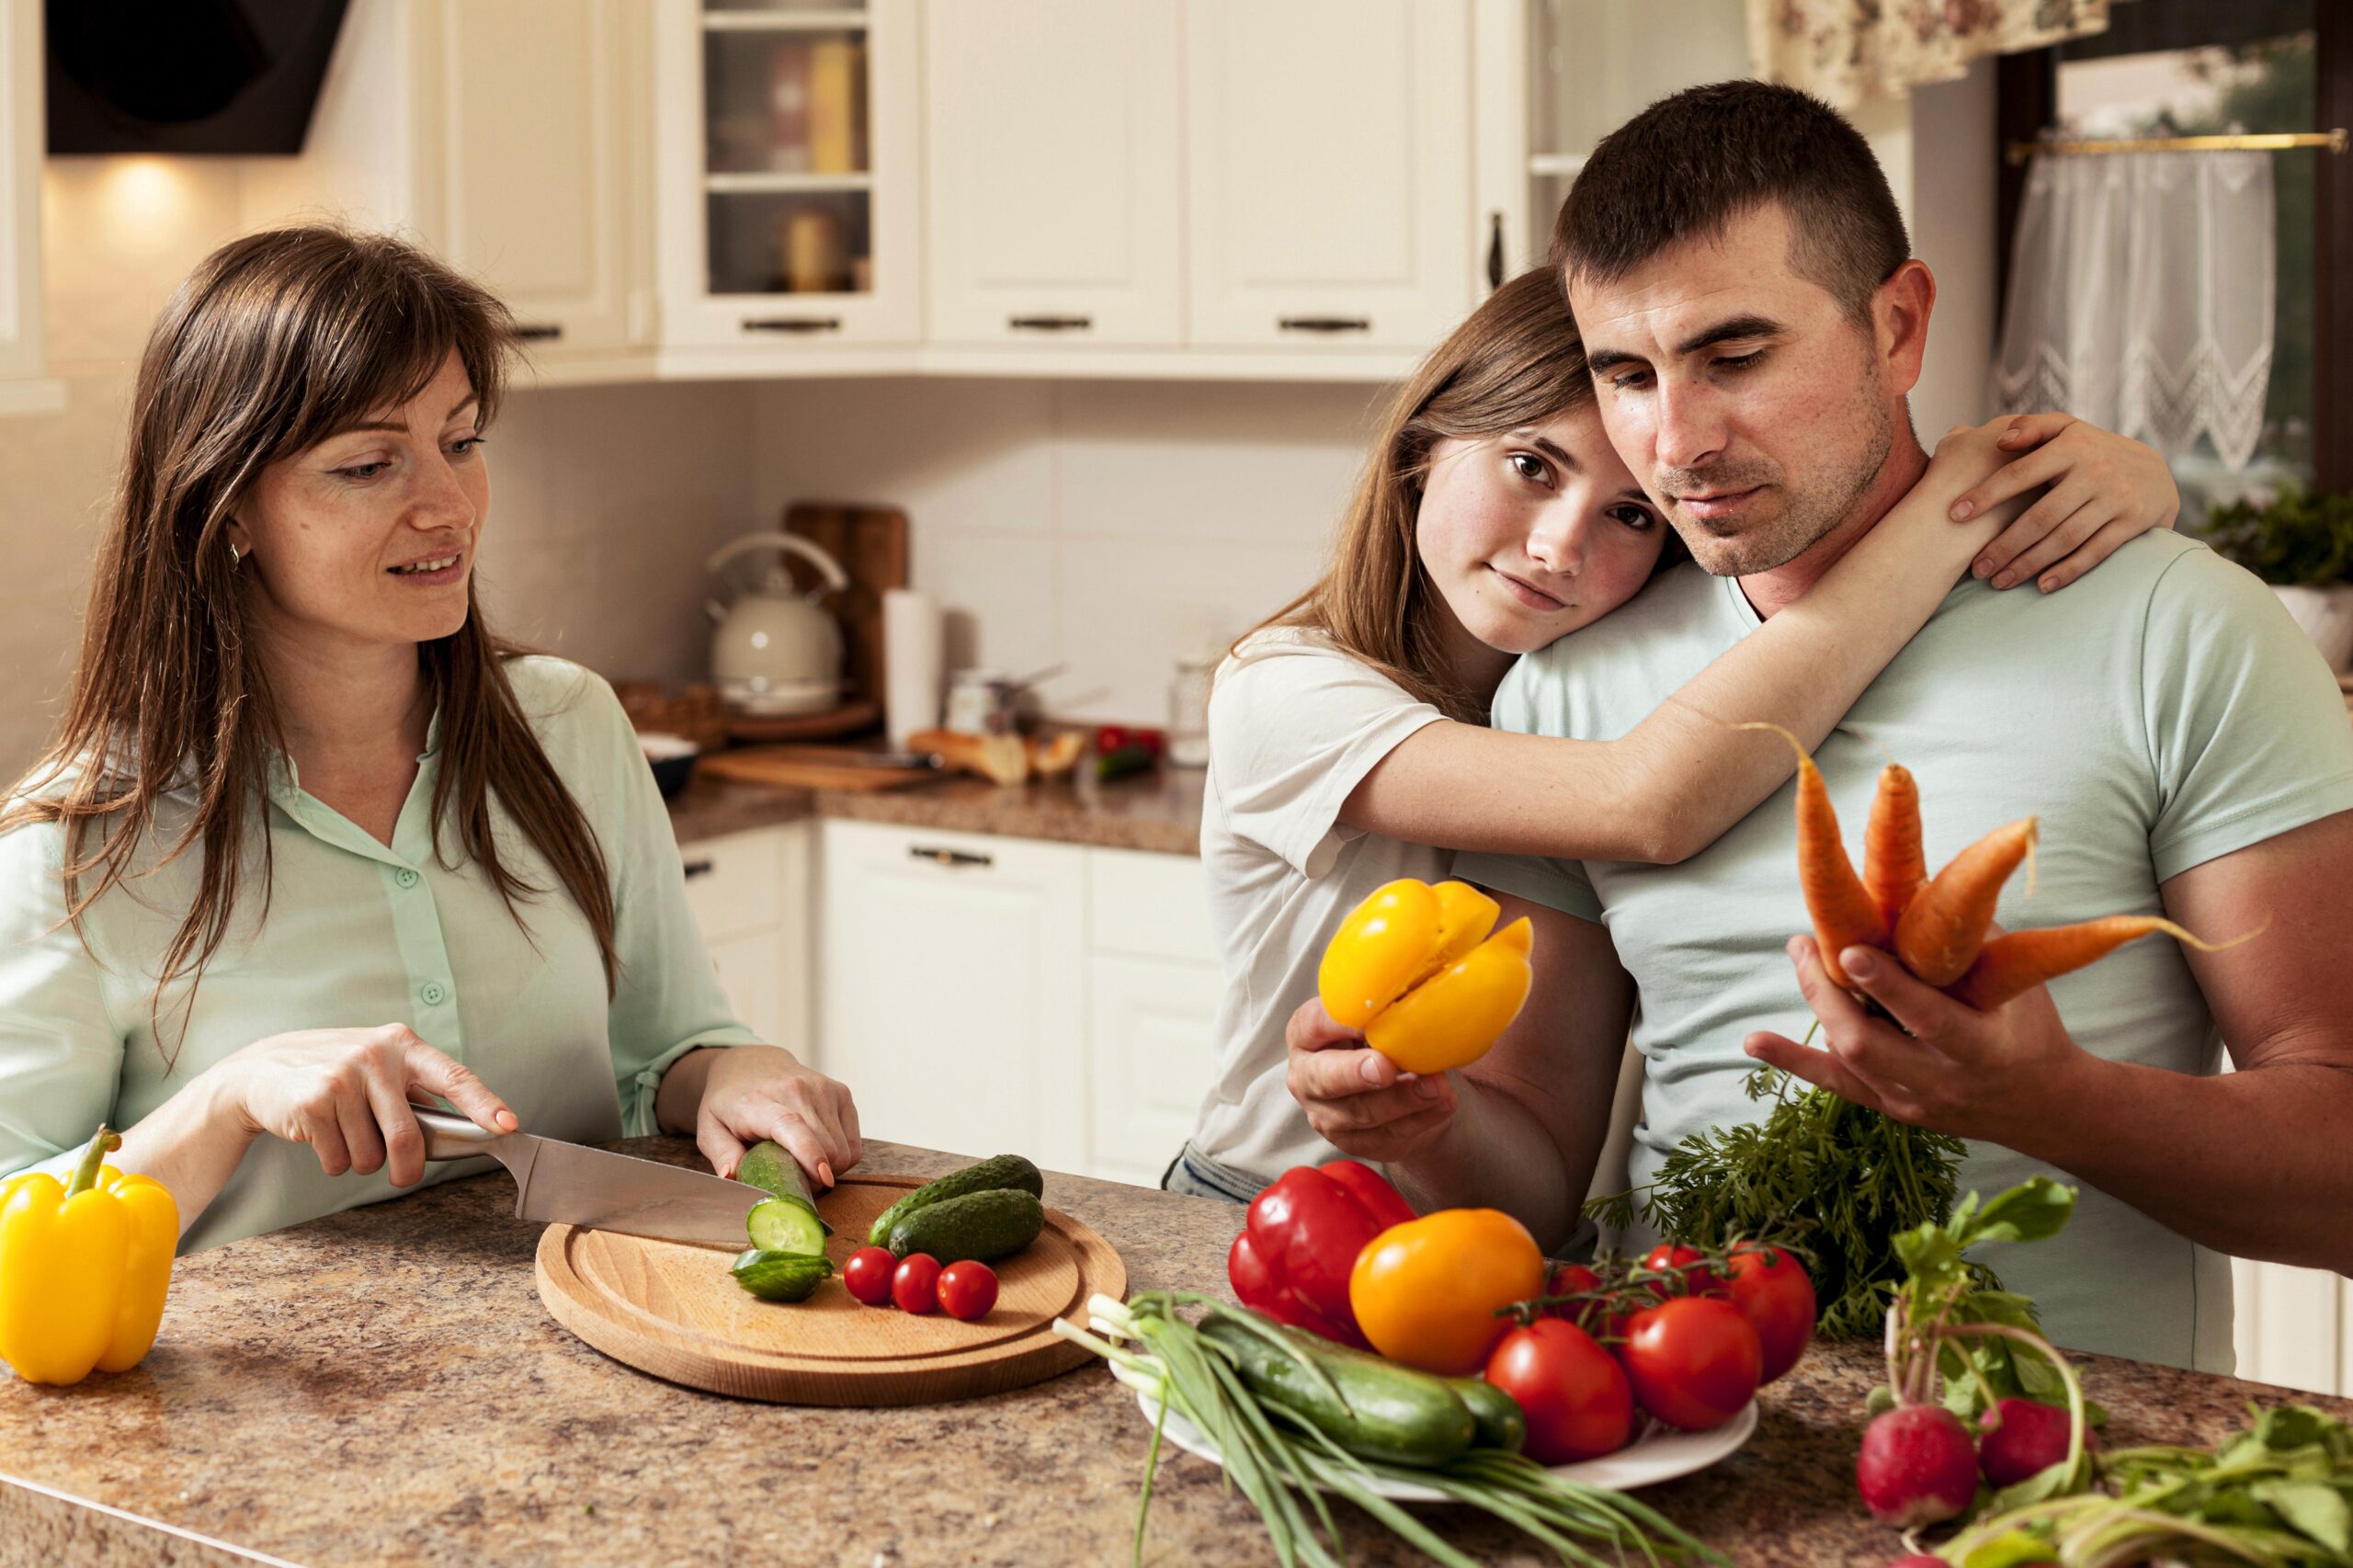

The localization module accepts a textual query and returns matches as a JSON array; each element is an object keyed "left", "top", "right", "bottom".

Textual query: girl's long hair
[
  {"left": 1251, "top": 267, "right": 1674, "bottom": 722},
  {"left": 2, "top": 225, "right": 619, "bottom": 1068}
]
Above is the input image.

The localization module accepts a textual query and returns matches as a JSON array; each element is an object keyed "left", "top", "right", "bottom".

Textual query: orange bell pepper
[
  {"left": 0, "top": 1125, "right": 178, "bottom": 1385},
  {"left": 1317, "top": 879, "right": 1533, "bottom": 1074},
  {"left": 1347, "top": 1207, "right": 1545, "bottom": 1375}
]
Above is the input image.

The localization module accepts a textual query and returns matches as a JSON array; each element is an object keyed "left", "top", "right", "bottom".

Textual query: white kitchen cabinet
[
  {"left": 1184, "top": 0, "right": 1474, "bottom": 350},
  {"left": 2234, "top": 1256, "right": 2352, "bottom": 1396},
  {"left": 1086, "top": 848, "right": 1222, "bottom": 1187},
  {"left": 0, "top": 0, "right": 58, "bottom": 415},
  {"left": 816, "top": 820, "right": 1088, "bottom": 1172},
  {"left": 922, "top": 0, "right": 1183, "bottom": 347},
  {"left": 680, "top": 822, "right": 813, "bottom": 1061},
  {"left": 238, "top": 0, "right": 652, "bottom": 381},
  {"left": 654, "top": 0, "right": 923, "bottom": 352}
]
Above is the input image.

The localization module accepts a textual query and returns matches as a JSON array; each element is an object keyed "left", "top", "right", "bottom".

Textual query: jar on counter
[{"left": 1166, "top": 653, "right": 1216, "bottom": 768}]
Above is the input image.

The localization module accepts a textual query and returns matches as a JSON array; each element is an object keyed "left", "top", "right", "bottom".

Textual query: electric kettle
[{"left": 705, "top": 532, "right": 850, "bottom": 716}]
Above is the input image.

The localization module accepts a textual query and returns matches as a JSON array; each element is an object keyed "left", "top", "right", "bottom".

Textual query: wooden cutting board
[
  {"left": 784, "top": 503, "right": 910, "bottom": 712},
  {"left": 534, "top": 1175, "right": 1126, "bottom": 1405},
  {"left": 697, "top": 742, "right": 934, "bottom": 792}
]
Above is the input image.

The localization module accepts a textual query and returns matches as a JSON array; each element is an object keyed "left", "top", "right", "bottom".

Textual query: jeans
[{"left": 1158, "top": 1142, "right": 1272, "bottom": 1206}]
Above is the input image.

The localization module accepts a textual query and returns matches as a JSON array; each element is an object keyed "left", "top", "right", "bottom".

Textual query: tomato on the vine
[
  {"left": 1485, "top": 1318, "right": 1634, "bottom": 1464},
  {"left": 844, "top": 1246, "right": 898, "bottom": 1306},
  {"left": 1618, "top": 1295, "right": 1761, "bottom": 1432},
  {"left": 1642, "top": 1243, "right": 1727, "bottom": 1298},
  {"left": 937, "top": 1260, "right": 999, "bottom": 1321},
  {"left": 1723, "top": 1244, "right": 1815, "bottom": 1383}
]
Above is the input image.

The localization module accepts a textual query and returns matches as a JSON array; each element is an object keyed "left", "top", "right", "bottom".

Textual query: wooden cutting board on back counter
[
  {"left": 697, "top": 744, "right": 936, "bottom": 792},
  {"left": 785, "top": 502, "right": 909, "bottom": 715}
]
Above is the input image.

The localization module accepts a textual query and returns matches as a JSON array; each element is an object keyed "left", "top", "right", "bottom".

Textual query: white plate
[{"left": 1131, "top": 1388, "right": 1756, "bottom": 1501}]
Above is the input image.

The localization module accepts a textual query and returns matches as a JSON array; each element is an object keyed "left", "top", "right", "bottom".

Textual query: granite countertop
[
  {"left": 5, "top": 1138, "right": 2347, "bottom": 1568},
  {"left": 665, "top": 760, "right": 1205, "bottom": 856}
]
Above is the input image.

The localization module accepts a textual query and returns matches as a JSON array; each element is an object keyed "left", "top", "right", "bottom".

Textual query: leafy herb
[
  {"left": 2203, "top": 485, "right": 2353, "bottom": 587},
  {"left": 1938, "top": 1403, "right": 2353, "bottom": 1567},
  {"left": 1056, "top": 1291, "right": 1724, "bottom": 1568},
  {"left": 1584, "top": 1065, "right": 1974, "bottom": 1339}
]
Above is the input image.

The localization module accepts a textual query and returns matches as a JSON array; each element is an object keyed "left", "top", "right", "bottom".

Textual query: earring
[{"left": 227, "top": 542, "right": 243, "bottom": 566}]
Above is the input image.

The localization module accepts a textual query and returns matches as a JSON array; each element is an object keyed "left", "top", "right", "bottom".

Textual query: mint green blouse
[{"left": 0, "top": 657, "right": 758, "bottom": 1252}]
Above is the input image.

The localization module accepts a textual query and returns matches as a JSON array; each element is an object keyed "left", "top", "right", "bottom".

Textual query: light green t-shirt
[
  {"left": 1455, "top": 534, "right": 2353, "bottom": 1371},
  {"left": 0, "top": 656, "right": 759, "bottom": 1253}
]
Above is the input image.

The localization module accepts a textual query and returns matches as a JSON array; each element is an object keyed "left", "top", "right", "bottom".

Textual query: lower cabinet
[
  {"left": 813, "top": 821, "right": 1221, "bottom": 1186},
  {"left": 2234, "top": 1257, "right": 2352, "bottom": 1397},
  {"left": 679, "top": 821, "right": 812, "bottom": 1061}
]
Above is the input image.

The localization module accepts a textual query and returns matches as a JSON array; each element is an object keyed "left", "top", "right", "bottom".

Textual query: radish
[
  {"left": 1857, "top": 1404, "right": 1980, "bottom": 1527},
  {"left": 1978, "top": 1396, "right": 2090, "bottom": 1489}
]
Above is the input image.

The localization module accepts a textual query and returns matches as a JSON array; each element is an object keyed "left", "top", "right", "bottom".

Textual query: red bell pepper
[{"left": 1227, "top": 1160, "right": 1416, "bottom": 1347}]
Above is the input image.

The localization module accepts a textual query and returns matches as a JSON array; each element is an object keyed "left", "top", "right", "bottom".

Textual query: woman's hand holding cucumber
[{"left": 675, "top": 1043, "right": 861, "bottom": 1191}]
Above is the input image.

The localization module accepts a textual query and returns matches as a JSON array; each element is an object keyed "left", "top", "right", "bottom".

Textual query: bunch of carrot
[{"left": 1742, "top": 724, "right": 2245, "bottom": 1010}]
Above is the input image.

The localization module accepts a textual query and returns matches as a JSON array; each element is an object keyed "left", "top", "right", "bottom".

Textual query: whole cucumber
[
  {"left": 1448, "top": 1376, "right": 1528, "bottom": 1453},
  {"left": 1197, "top": 1315, "right": 1476, "bottom": 1469},
  {"left": 882, "top": 1187, "right": 1046, "bottom": 1263},
  {"left": 866, "top": 1154, "right": 1044, "bottom": 1248}
]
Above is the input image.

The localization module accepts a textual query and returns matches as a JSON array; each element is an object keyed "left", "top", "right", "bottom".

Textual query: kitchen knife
[{"left": 413, "top": 1105, "right": 760, "bottom": 1250}]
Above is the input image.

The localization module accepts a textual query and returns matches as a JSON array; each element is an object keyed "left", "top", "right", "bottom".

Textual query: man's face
[{"left": 1566, "top": 203, "right": 1906, "bottom": 577}]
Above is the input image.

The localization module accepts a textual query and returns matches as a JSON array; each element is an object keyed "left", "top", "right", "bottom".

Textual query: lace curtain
[
  {"left": 1991, "top": 150, "right": 2277, "bottom": 470},
  {"left": 1747, "top": 0, "right": 2116, "bottom": 108}
]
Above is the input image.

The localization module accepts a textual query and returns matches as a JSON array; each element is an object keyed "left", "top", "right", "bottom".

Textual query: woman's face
[
  {"left": 231, "top": 350, "right": 487, "bottom": 655},
  {"left": 1414, "top": 400, "right": 1667, "bottom": 656}
]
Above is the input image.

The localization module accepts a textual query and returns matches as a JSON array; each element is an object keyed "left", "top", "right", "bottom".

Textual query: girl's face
[
  {"left": 1414, "top": 400, "right": 1667, "bottom": 657},
  {"left": 230, "top": 350, "right": 488, "bottom": 657}
]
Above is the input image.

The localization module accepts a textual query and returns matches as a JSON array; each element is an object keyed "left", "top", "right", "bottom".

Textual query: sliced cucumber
[
  {"left": 732, "top": 1248, "right": 833, "bottom": 1302},
  {"left": 747, "top": 1196, "right": 829, "bottom": 1257},
  {"left": 736, "top": 1142, "right": 835, "bottom": 1235}
]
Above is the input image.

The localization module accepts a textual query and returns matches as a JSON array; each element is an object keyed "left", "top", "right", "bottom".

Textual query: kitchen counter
[
  {"left": 5, "top": 1139, "right": 2347, "bottom": 1568},
  {"left": 665, "top": 760, "right": 1206, "bottom": 856}
]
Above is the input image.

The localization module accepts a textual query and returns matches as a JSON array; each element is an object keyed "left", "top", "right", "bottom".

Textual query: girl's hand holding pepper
[{"left": 1282, "top": 997, "right": 1459, "bottom": 1164}]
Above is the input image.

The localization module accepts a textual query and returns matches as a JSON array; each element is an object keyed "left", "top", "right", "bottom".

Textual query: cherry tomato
[
  {"left": 1618, "top": 1295, "right": 1761, "bottom": 1432},
  {"left": 843, "top": 1245, "right": 899, "bottom": 1306},
  {"left": 1094, "top": 725, "right": 1130, "bottom": 753},
  {"left": 1723, "top": 1244, "right": 1816, "bottom": 1383},
  {"left": 892, "top": 1253, "right": 943, "bottom": 1314},
  {"left": 936, "top": 1261, "right": 999, "bottom": 1321},
  {"left": 1485, "top": 1318, "right": 1634, "bottom": 1464},
  {"left": 1643, "top": 1243, "right": 1727, "bottom": 1298},
  {"left": 1542, "top": 1264, "right": 1611, "bottom": 1335}
]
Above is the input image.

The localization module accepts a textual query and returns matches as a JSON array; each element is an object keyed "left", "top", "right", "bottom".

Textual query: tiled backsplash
[{"left": 747, "top": 377, "right": 1388, "bottom": 724}]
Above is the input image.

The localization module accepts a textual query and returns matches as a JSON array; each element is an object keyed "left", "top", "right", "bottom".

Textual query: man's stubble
[{"left": 1669, "top": 354, "right": 1896, "bottom": 580}]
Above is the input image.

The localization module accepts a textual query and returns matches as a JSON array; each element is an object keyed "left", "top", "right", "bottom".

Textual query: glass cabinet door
[{"left": 660, "top": 0, "right": 917, "bottom": 346}]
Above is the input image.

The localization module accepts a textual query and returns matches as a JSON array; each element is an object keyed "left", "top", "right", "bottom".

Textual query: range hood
[{"left": 45, "top": 0, "right": 350, "bottom": 156}]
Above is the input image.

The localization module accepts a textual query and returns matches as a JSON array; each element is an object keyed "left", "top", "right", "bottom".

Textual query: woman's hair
[
  {"left": 1248, "top": 267, "right": 1669, "bottom": 723},
  {"left": 3, "top": 224, "right": 618, "bottom": 1067}
]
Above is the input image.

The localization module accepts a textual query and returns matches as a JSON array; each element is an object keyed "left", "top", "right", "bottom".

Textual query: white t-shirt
[{"left": 1192, "top": 627, "right": 1451, "bottom": 1181}]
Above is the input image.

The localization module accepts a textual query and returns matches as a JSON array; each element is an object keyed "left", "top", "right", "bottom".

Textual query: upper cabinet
[
  {"left": 922, "top": 0, "right": 1183, "bottom": 348},
  {"left": 1186, "top": 0, "right": 1473, "bottom": 350},
  {"left": 240, "top": 0, "right": 651, "bottom": 379},
  {"left": 0, "top": 0, "right": 59, "bottom": 415},
  {"left": 654, "top": 0, "right": 922, "bottom": 350}
]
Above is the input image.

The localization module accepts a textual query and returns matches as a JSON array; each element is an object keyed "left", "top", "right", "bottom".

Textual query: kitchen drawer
[
  {"left": 679, "top": 827, "right": 784, "bottom": 942},
  {"left": 1086, "top": 847, "right": 1217, "bottom": 965}
]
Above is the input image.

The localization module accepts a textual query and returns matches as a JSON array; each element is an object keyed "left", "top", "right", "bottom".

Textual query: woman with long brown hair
[
  {"left": 1174, "top": 267, "right": 2177, "bottom": 1203},
  {"left": 0, "top": 227, "right": 859, "bottom": 1249}
]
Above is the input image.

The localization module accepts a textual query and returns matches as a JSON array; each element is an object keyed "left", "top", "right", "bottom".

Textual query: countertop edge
[{"left": 665, "top": 773, "right": 1202, "bottom": 857}]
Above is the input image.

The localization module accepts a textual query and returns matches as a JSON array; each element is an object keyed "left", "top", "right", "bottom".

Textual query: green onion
[{"left": 1055, "top": 1291, "right": 1726, "bottom": 1568}]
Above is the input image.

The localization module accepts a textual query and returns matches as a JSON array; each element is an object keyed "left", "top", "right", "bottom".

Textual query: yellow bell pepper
[
  {"left": 1349, "top": 1208, "right": 1547, "bottom": 1375},
  {"left": 0, "top": 1126, "right": 178, "bottom": 1385},
  {"left": 1317, "top": 878, "right": 1534, "bottom": 1074}
]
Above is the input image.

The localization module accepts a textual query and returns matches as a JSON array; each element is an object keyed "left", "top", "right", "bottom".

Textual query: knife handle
[{"left": 410, "top": 1103, "right": 505, "bottom": 1161}]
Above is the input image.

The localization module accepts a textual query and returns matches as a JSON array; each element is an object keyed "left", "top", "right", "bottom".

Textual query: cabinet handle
[
  {"left": 1278, "top": 316, "right": 1371, "bottom": 335},
  {"left": 741, "top": 316, "right": 844, "bottom": 335},
  {"left": 682, "top": 858, "right": 715, "bottom": 880},
  {"left": 1007, "top": 313, "right": 1094, "bottom": 332},
  {"left": 514, "top": 323, "right": 564, "bottom": 342},
  {"left": 1486, "top": 211, "right": 1506, "bottom": 290},
  {"left": 909, "top": 845, "right": 994, "bottom": 869}
]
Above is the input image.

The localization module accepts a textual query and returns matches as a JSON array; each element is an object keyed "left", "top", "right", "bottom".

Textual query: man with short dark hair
[{"left": 1289, "top": 81, "right": 2353, "bottom": 1369}]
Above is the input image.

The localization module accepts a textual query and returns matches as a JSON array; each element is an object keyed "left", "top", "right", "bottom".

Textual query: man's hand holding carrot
[{"left": 1743, "top": 934, "right": 2092, "bottom": 1143}]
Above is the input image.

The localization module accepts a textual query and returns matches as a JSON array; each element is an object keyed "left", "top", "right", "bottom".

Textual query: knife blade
[{"left": 413, "top": 1105, "right": 760, "bottom": 1250}]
